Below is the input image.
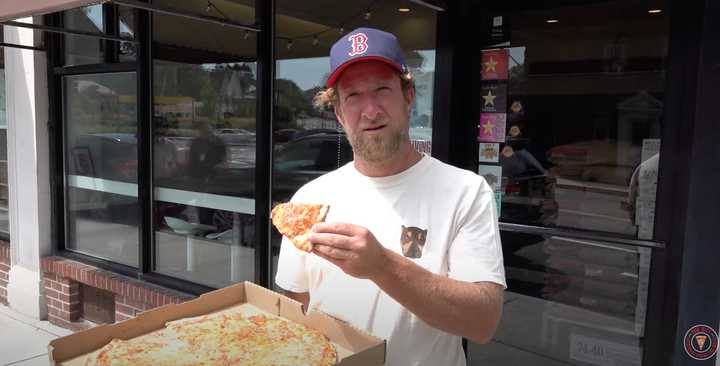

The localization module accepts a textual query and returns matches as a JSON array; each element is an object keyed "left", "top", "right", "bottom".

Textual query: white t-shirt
[{"left": 275, "top": 154, "right": 506, "bottom": 366}]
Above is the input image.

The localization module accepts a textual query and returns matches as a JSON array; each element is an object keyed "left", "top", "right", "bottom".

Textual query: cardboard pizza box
[{"left": 48, "top": 281, "right": 386, "bottom": 366}]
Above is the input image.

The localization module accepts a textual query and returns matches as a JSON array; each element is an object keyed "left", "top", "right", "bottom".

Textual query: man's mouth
[{"left": 364, "top": 125, "right": 386, "bottom": 132}]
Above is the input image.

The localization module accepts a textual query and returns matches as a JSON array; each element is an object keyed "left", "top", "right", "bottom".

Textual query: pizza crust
[{"left": 292, "top": 233, "right": 313, "bottom": 252}]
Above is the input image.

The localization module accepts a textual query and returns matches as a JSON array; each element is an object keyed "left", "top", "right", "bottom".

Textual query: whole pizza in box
[{"left": 84, "top": 312, "right": 337, "bottom": 365}]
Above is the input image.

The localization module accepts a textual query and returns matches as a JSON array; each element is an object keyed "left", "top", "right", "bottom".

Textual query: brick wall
[
  {"left": 43, "top": 272, "right": 80, "bottom": 328},
  {"left": 41, "top": 256, "right": 194, "bottom": 330},
  {"left": 0, "top": 240, "right": 10, "bottom": 305}
]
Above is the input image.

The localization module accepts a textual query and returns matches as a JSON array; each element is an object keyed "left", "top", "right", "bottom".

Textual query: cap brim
[{"left": 326, "top": 56, "right": 404, "bottom": 88}]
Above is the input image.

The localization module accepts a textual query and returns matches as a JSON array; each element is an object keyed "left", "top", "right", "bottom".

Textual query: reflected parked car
[{"left": 273, "top": 130, "right": 353, "bottom": 202}]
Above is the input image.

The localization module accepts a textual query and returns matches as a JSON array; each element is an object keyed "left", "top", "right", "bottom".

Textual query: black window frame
[{"left": 45, "top": 1, "right": 269, "bottom": 296}]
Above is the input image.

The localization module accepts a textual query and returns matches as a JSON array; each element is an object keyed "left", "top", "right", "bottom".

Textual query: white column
[{"left": 4, "top": 17, "right": 52, "bottom": 319}]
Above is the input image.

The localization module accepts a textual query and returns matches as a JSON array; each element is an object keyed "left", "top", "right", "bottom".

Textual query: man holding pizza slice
[{"left": 275, "top": 27, "right": 506, "bottom": 366}]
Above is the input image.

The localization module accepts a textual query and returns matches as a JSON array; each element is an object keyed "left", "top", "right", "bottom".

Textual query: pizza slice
[{"left": 271, "top": 202, "right": 329, "bottom": 252}]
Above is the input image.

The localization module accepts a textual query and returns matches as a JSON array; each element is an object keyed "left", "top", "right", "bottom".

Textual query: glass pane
[
  {"left": 469, "top": 232, "right": 650, "bottom": 365},
  {"left": 478, "top": 1, "right": 667, "bottom": 240},
  {"left": 271, "top": 0, "right": 438, "bottom": 289},
  {"left": 118, "top": 6, "right": 136, "bottom": 62},
  {"left": 0, "top": 63, "right": 7, "bottom": 234},
  {"left": 152, "top": 0, "right": 257, "bottom": 288},
  {"left": 64, "top": 5, "right": 104, "bottom": 66},
  {"left": 64, "top": 73, "right": 139, "bottom": 267}
]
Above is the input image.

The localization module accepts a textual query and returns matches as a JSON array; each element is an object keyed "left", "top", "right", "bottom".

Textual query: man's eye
[{"left": 377, "top": 86, "right": 391, "bottom": 92}]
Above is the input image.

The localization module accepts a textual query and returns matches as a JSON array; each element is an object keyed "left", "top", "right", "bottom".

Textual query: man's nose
[{"left": 361, "top": 97, "right": 383, "bottom": 121}]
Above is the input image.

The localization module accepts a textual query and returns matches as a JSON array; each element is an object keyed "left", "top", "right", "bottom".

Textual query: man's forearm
[{"left": 371, "top": 248, "right": 503, "bottom": 344}]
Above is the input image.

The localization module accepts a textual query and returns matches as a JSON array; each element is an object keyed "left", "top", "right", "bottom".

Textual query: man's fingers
[
  {"left": 312, "top": 222, "right": 361, "bottom": 236},
  {"left": 313, "top": 244, "right": 353, "bottom": 260},
  {"left": 308, "top": 232, "right": 353, "bottom": 250}
]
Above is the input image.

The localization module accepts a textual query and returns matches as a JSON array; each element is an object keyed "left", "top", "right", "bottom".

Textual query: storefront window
[
  {"left": 478, "top": 2, "right": 667, "bottom": 241},
  {"left": 63, "top": 72, "right": 139, "bottom": 266},
  {"left": 270, "top": 0, "right": 438, "bottom": 287},
  {"left": 0, "top": 46, "right": 8, "bottom": 235},
  {"left": 152, "top": 0, "right": 257, "bottom": 288},
  {"left": 471, "top": 1, "right": 668, "bottom": 365},
  {"left": 469, "top": 231, "right": 650, "bottom": 366}
]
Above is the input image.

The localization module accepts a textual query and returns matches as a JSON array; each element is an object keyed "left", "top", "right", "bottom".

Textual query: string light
[
  {"left": 205, "top": 1, "right": 212, "bottom": 12},
  {"left": 278, "top": 1, "right": 379, "bottom": 48},
  {"left": 244, "top": 30, "right": 250, "bottom": 39}
]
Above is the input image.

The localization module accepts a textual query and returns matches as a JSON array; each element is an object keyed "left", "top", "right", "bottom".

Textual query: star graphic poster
[
  {"left": 478, "top": 113, "right": 507, "bottom": 143},
  {"left": 481, "top": 49, "right": 509, "bottom": 80},
  {"left": 481, "top": 82, "right": 507, "bottom": 113},
  {"left": 479, "top": 143, "right": 500, "bottom": 163}
]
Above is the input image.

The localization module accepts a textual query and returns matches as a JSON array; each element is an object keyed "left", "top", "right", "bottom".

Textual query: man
[{"left": 275, "top": 27, "right": 506, "bottom": 366}]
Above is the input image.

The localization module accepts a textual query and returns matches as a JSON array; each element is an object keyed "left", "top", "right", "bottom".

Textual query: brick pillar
[{"left": 43, "top": 272, "right": 80, "bottom": 327}]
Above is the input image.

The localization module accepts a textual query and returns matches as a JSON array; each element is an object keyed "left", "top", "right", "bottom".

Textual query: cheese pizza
[
  {"left": 85, "top": 312, "right": 337, "bottom": 366},
  {"left": 271, "top": 202, "right": 329, "bottom": 252}
]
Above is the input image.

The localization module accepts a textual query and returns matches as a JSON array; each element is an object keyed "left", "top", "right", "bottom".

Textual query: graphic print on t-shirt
[{"left": 400, "top": 226, "right": 427, "bottom": 258}]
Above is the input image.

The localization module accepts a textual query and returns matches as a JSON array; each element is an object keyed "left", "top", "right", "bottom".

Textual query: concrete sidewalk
[{"left": 0, "top": 304, "right": 72, "bottom": 366}]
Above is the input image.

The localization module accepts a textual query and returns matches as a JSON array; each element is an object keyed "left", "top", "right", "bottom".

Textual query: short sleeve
[
  {"left": 274, "top": 235, "right": 309, "bottom": 293},
  {"left": 447, "top": 187, "right": 507, "bottom": 288}
]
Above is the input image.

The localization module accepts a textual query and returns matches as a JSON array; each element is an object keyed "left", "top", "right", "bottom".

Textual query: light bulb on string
[
  {"left": 205, "top": 1, "right": 212, "bottom": 12},
  {"left": 244, "top": 30, "right": 250, "bottom": 39},
  {"left": 287, "top": 40, "right": 293, "bottom": 50},
  {"left": 313, "top": 35, "right": 320, "bottom": 46},
  {"left": 339, "top": 26, "right": 344, "bottom": 34},
  {"left": 364, "top": 10, "right": 372, "bottom": 20}
]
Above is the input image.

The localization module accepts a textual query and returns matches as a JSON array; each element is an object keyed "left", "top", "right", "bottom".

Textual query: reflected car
[{"left": 272, "top": 130, "right": 353, "bottom": 203}]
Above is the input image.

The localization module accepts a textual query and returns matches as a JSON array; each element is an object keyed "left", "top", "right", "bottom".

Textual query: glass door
[{"left": 469, "top": 1, "right": 669, "bottom": 365}]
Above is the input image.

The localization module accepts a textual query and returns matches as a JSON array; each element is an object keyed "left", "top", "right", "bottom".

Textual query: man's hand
[{"left": 308, "top": 222, "right": 389, "bottom": 279}]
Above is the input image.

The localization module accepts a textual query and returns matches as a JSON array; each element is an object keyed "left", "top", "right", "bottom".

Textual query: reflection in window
[
  {"left": 469, "top": 231, "right": 650, "bottom": 366},
  {"left": 152, "top": 1, "right": 257, "bottom": 287},
  {"left": 118, "top": 6, "right": 136, "bottom": 62},
  {"left": 484, "top": 2, "right": 667, "bottom": 240},
  {"left": 64, "top": 5, "right": 104, "bottom": 66},
  {"left": 64, "top": 73, "right": 139, "bottom": 266}
]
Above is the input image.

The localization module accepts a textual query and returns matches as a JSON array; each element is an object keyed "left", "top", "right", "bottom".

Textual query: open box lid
[{"left": 48, "top": 281, "right": 385, "bottom": 366}]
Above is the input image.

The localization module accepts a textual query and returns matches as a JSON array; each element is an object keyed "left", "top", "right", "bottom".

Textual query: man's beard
[{"left": 349, "top": 125, "right": 409, "bottom": 163}]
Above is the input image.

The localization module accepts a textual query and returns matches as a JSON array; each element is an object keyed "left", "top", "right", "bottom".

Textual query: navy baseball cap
[{"left": 326, "top": 27, "right": 408, "bottom": 88}]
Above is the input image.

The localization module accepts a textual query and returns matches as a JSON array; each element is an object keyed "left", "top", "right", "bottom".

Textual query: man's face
[{"left": 333, "top": 61, "right": 414, "bottom": 163}]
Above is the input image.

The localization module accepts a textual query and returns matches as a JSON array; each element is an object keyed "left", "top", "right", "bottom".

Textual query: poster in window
[
  {"left": 486, "top": 15, "right": 511, "bottom": 46},
  {"left": 478, "top": 164, "right": 502, "bottom": 192},
  {"left": 481, "top": 49, "right": 509, "bottom": 80},
  {"left": 478, "top": 113, "right": 507, "bottom": 143},
  {"left": 479, "top": 143, "right": 500, "bottom": 163},
  {"left": 481, "top": 82, "right": 507, "bottom": 113}
]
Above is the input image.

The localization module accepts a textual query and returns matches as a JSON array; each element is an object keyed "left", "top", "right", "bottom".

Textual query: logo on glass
[{"left": 684, "top": 324, "right": 719, "bottom": 360}]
